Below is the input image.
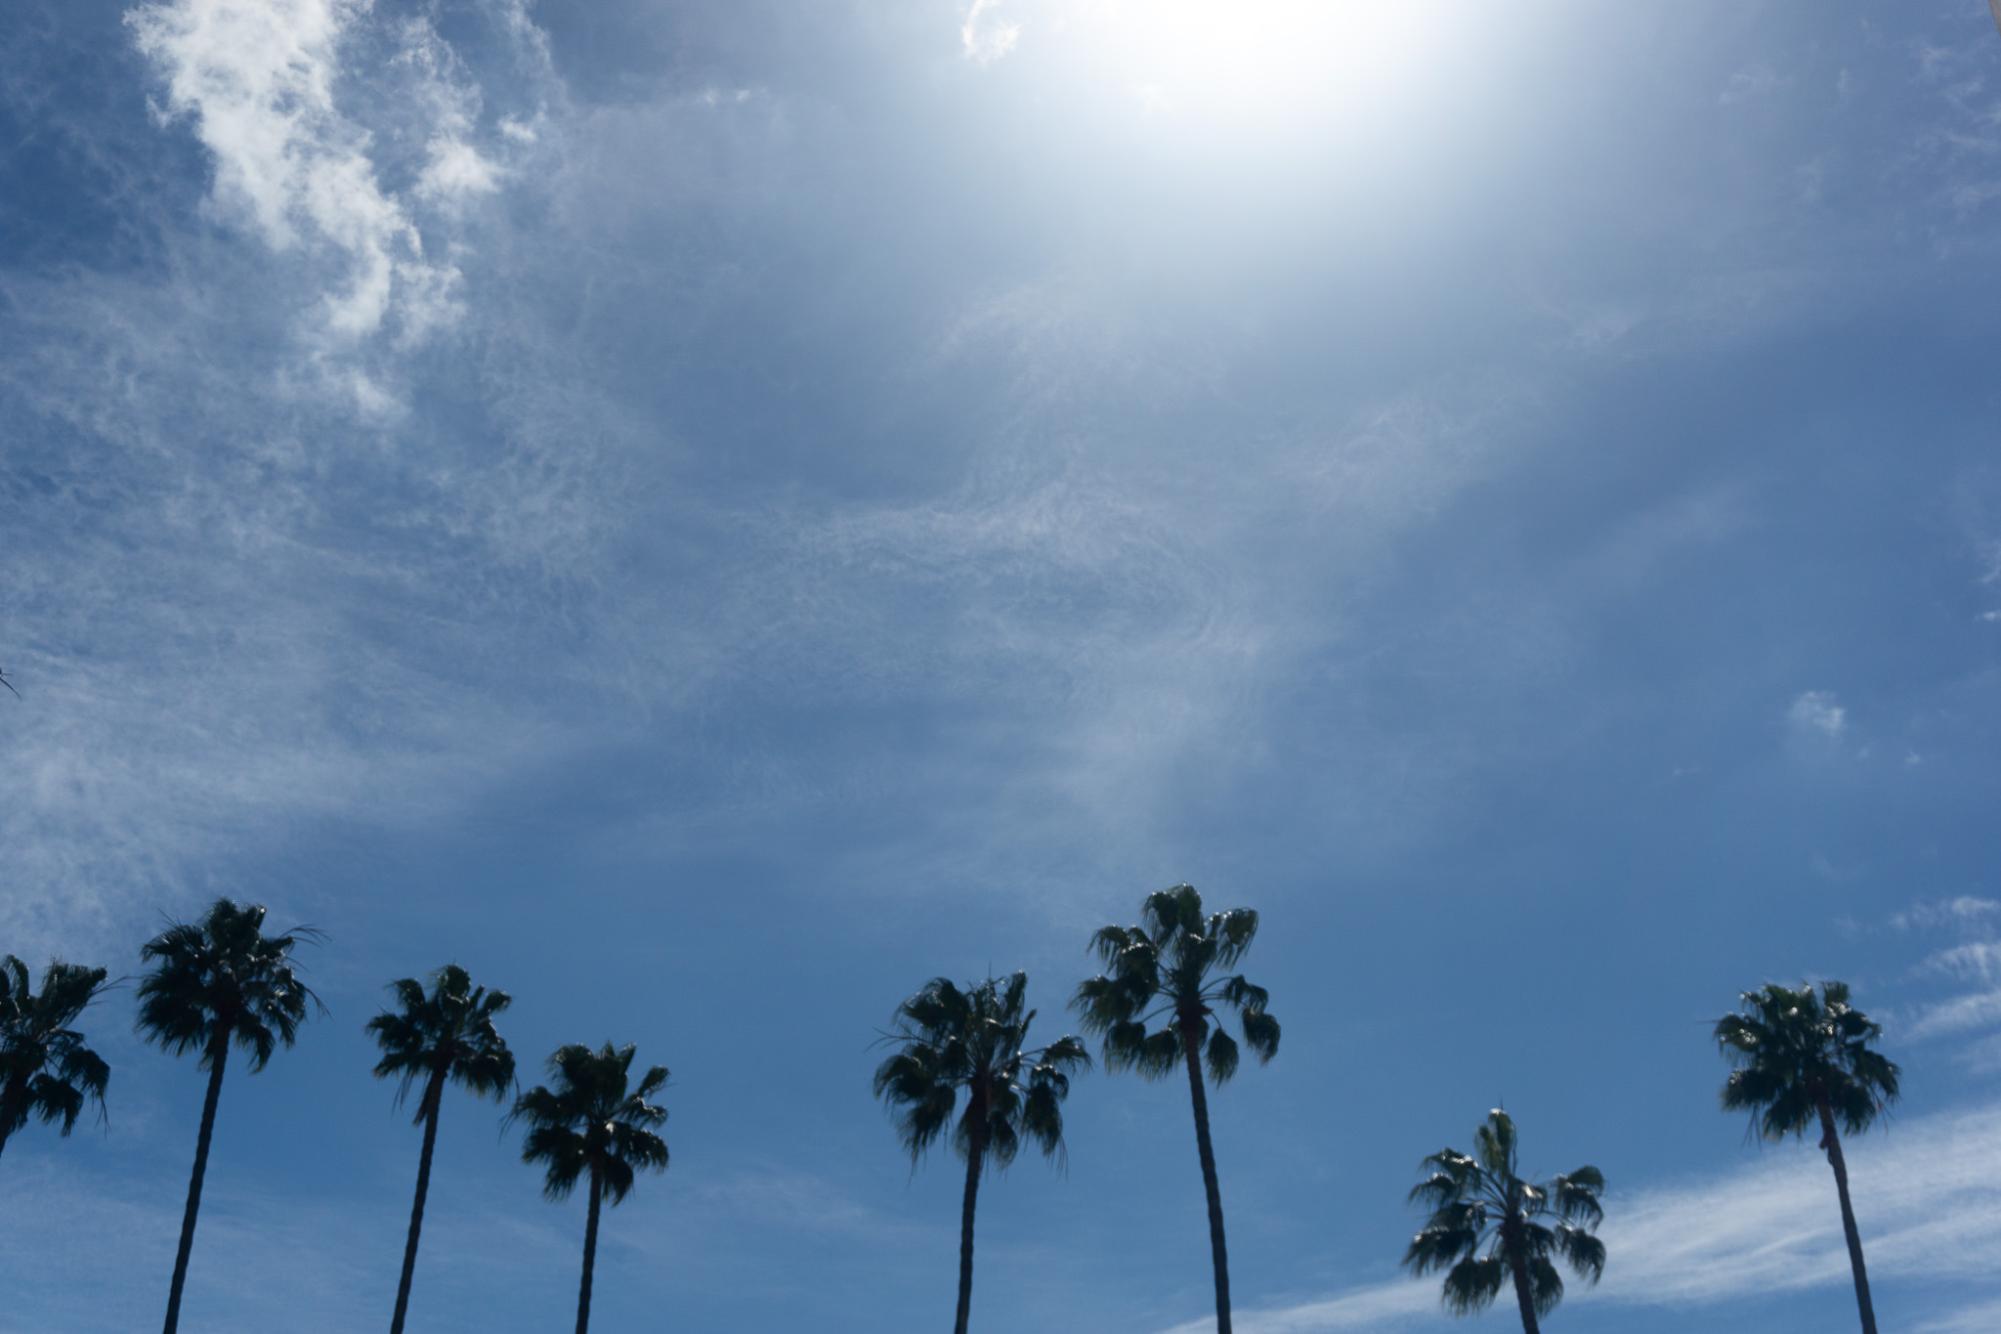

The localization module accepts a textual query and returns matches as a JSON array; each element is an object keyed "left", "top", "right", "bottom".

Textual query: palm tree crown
[
  {"left": 873, "top": 972, "right": 1090, "bottom": 1169},
  {"left": 1404, "top": 1110, "right": 1606, "bottom": 1325},
  {"left": 367, "top": 964, "right": 515, "bottom": 1116},
  {"left": 514, "top": 1043, "right": 670, "bottom": 1205},
  {"left": 1072, "top": 884, "right": 1279, "bottom": 1082},
  {"left": 0, "top": 955, "right": 112, "bottom": 1151},
  {"left": 136, "top": 899, "right": 321, "bottom": 1070},
  {"left": 1715, "top": 981, "right": 1900, "bottom": 1141}
]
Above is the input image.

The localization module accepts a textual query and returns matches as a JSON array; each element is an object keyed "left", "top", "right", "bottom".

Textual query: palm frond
[{"left": 1439, "top": 1256, "right": 1506, "bottom": 1315}]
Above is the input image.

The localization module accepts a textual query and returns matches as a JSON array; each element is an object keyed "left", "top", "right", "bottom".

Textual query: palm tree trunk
[
  {"left": 575, "top": 1167, "right": 603, "bottom": 1334},
  {"left": 0, "top": 1081, "right": 20, "bottom": 1161},
  {"left": 1181, "top": 1024, "right": 1232, "bottom": 1334},
  {"left": 1817, "top": 1102, "right": 1879, "bottom": 1334},
  {"left": 389, "top": 1069, "right": 447, "bottom": 1334},
  {"left": 955, "top": 1123, "right": 986, "bottom": 1334},
  {"left": 163, "top": 1038, "right": 229, "bottom": 1334},
  {"left": 1505, "top": 1247, "right": 1542, "bottom": 1334}
]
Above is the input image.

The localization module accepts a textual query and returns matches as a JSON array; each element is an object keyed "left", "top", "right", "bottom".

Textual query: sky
[{"left": 2, "top": 0, "right": 2001, "bottom": 1330}]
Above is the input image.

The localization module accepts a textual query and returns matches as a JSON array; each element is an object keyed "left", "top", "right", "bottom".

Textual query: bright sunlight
[{"left": 1071, "top": 0, "right": 1445, "bottom": 120}]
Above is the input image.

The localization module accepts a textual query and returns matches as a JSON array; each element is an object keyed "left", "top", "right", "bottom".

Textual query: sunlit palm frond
[
  {"left": 1075, "top": 884, "right": 1279, "bottom": 1090},
  {"left": 513, "top": 1041, "right": 670, "bottom": 1209},
  {"left": 1715, "top": 980, "right": 1899, "bottom": 1143},
  {"left": 366, "top": 964, "right": 515, "bottom": 1121},
  {"left": 875, "top": 971, "right": 1084, "bottom": 1178},
  {"left": 136, "top": 899, "right": 321, "bottom": 1074},
  {"left": 1401, "top": 1110, "right": 1607, "bottom": 1322}
]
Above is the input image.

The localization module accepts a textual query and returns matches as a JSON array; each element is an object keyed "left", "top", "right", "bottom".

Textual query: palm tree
[
  {"left": 367, "top": 964, "right": 516, "bottom": 1334},
  {"left": 1402, "top": 1109, "right": 1606, "bottom": 1332},
  {"left": 1072, "top": 884, "right": 1280, "bottom": 1334},
  {"left": 512, "top": 1042, "right": 670, "bottom": 1334},
  {"left": 1715, "top": 980, "right": 1899, "bottom": 1334},
  {"left": 136, "top": 899, "right": 321, "bottom": 1334},
  {"left": 872, "top": 972, "right": 1089, "bottom": 1334},
  {"left": 0, "top": 955, "right": 112, "bottom": 1161}
]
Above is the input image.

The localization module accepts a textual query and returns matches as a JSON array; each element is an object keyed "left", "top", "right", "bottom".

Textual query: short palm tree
[
  {"left": 1402, "top": 1109, "right": 1606, "bottom": 1333},
  {"left": 0, "top": 955, "right": 112, "bottom": 1161},
  {"left": 136, "top": 898, "right": 321, "bottom": 1334},
  {"left": 1715, "top": 980, "right": 1899, "bottom": 1334},
  {"left": 1073, "top": 884, "right": 1280, "bottom": 1334},
  {"left": 367, "top": 964, "right": 516, "bottom": 1334},
  {"left": 872, "top": 972, "right": 1089, "bottom": 1334},
  {"left": 512, "top": 1042, "right": 670, "bottom": 1334}
]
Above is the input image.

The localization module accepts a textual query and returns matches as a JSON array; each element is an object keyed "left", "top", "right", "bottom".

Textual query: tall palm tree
[
  {"left": 1073, "top": 884, "right": 1280, "bottom": 1334},
  {"left": 367, "top": 964, "right": 516, "bottom": 1334},
  {"left": 1402, "top": 1109, "right": 1606, "bottom": 1333},
  {"left": 872, "top": 972, "right": 1089, "bottom": 1334},
  {"left": 512, "top": 1042, "right": 670, "bottom": 1334},
  {"left": 136, "top": 899, "right": 321, "bottom": 1334},
  {"left": 1715, "top": 980, "right": 1899, "bottom": 1334},
  {"left": 0, "top": 955, "right": 112, "bottom": 1161}
]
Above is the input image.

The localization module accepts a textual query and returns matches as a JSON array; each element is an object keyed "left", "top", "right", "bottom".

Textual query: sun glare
[{"left": 1074, "top": 0, "right": 1442, "bottom": 121}]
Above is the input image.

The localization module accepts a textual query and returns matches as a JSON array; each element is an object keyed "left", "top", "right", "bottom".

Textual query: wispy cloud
[
  {"left": 127, "top": 0, "right": 453, "bottom": 348},
  {"left": 123, "top": 0, "right": 546, "bottom": 376},
  {"left": 1719, "top": 62, "right": 1789, "bottom": 106},
  {"left": 1170, "top": 1101, "right": 2001, "bottom": 1332},
  {"left": 1892, "top": 897, "right": 2001, "bottom": 932},
  {"left": 1788, "top": 689, "right": 1847, "bottom": 739}
]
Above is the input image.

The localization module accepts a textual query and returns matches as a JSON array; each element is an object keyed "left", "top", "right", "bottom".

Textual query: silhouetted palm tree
[
  {"left": 873, "top": 972, "right": 1089, "bottom": 1334},
  {"left": 0, "top": 955, "right": 112, "bottom": 1161},
  {"left": 1402, "top": 1109, "right": 1606, "bottom": 1333},
  {"left": 513, "top": 1043, "right": 669, "bottom": 1334},
  {"left": 1073, "top": 884, "right": 1280, "bottom": 1334},
  {"left": 1716, "top": 981, "right": 1899, "bottom": 1334},
  {"left": 136, "top": 899, "right": 321, "bottom": 1334},
  {"left": 367, "top": 964, "right": 516, "bottom": 1334}
]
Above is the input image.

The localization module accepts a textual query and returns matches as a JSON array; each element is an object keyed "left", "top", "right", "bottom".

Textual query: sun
[{"left": 1072, "top": 0, "right": 1442, "bottom": 122}]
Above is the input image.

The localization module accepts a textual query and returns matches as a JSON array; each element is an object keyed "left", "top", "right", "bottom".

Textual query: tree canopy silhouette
[
  {"left": 1716, "top": 981, "right": 1899, "bottom": 1334},
  {"left": 136, "top": 899, "right": 321, "bottom": 1334},
  {"left": 1074, "top": 884, "right": 1280, "bottom": 1334},
  {"left": 1403, "top": 1109, "right": 1605, "bottom": 1333},
  {"left": 513, "top": 1042, "right": 669, "bottom": 1334},
  {"left": 874, "top": 972, "right": 1088, "bottom": 1334},
  {"left": 368, "top": 964, "right": 515, "bottom": 1334},
  {"left": 0, "top": 955, "right": 112, "bottom": 1161}
]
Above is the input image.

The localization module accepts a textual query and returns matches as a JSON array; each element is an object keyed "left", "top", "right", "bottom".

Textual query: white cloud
[
  {"left": 1922, "top": 941, "right": 2001, "bottom": 985},
  {"left": 1788, "top": 689, "right": 1847, "bottom": 739},
  {"left": 126, "top": 0, "right": 453, "bottom": 345},
  {"left": 1892, "top": 897, "right": 2001, "bottom": 932},
  {"left": 961, "top": 0, "right": 1022, "bottom": 65},
  {"left": 1173, "top": 1102, "right": 2001, "bottom": 1331},
  {"left": 123, "top": 0, "right": 538, "bottom": 353},
  {"left": 1909, "top": 989, "right": 2001, "bottom": 1041}
]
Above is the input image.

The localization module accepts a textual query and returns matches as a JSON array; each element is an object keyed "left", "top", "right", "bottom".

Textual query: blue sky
[{"left": 3, "top": 0, "right": 2001, "bottom": 1330}]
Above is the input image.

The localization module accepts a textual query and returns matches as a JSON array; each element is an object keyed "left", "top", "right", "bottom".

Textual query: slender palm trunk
[
  {"left": 1817, "top": 1102, "right": 1879, "bottom": 1334},
  {"left": 0, "top": 1081, "right": 21, "bottom": 1161},
  {"left": 955, "top": 1118, "right": 987, "bottom": 1334},
  {"left": 1504, "top": 1243, "right": 1542, "bottom": 1334},
  {"left": 163, "top": 1038, "right": 229, "bottom": 1334},
  {"left": 389, "top": 1069, "right": 447, "bottom": 1334},
  {"left": 1181, "top": 1023, "right": 1232, "bottom": 1334},
  {"left": 575, "top": 1167, "right": 603, "bottom": 1334}
]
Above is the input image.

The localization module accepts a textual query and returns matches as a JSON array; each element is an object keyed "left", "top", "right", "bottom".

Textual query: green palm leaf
[
  {"left": 1399, "top": 1109, "right": 1606, "bottom": 1331},
  {"left": 0, "top": 955, "right": 113, "bottom": 1156}
]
